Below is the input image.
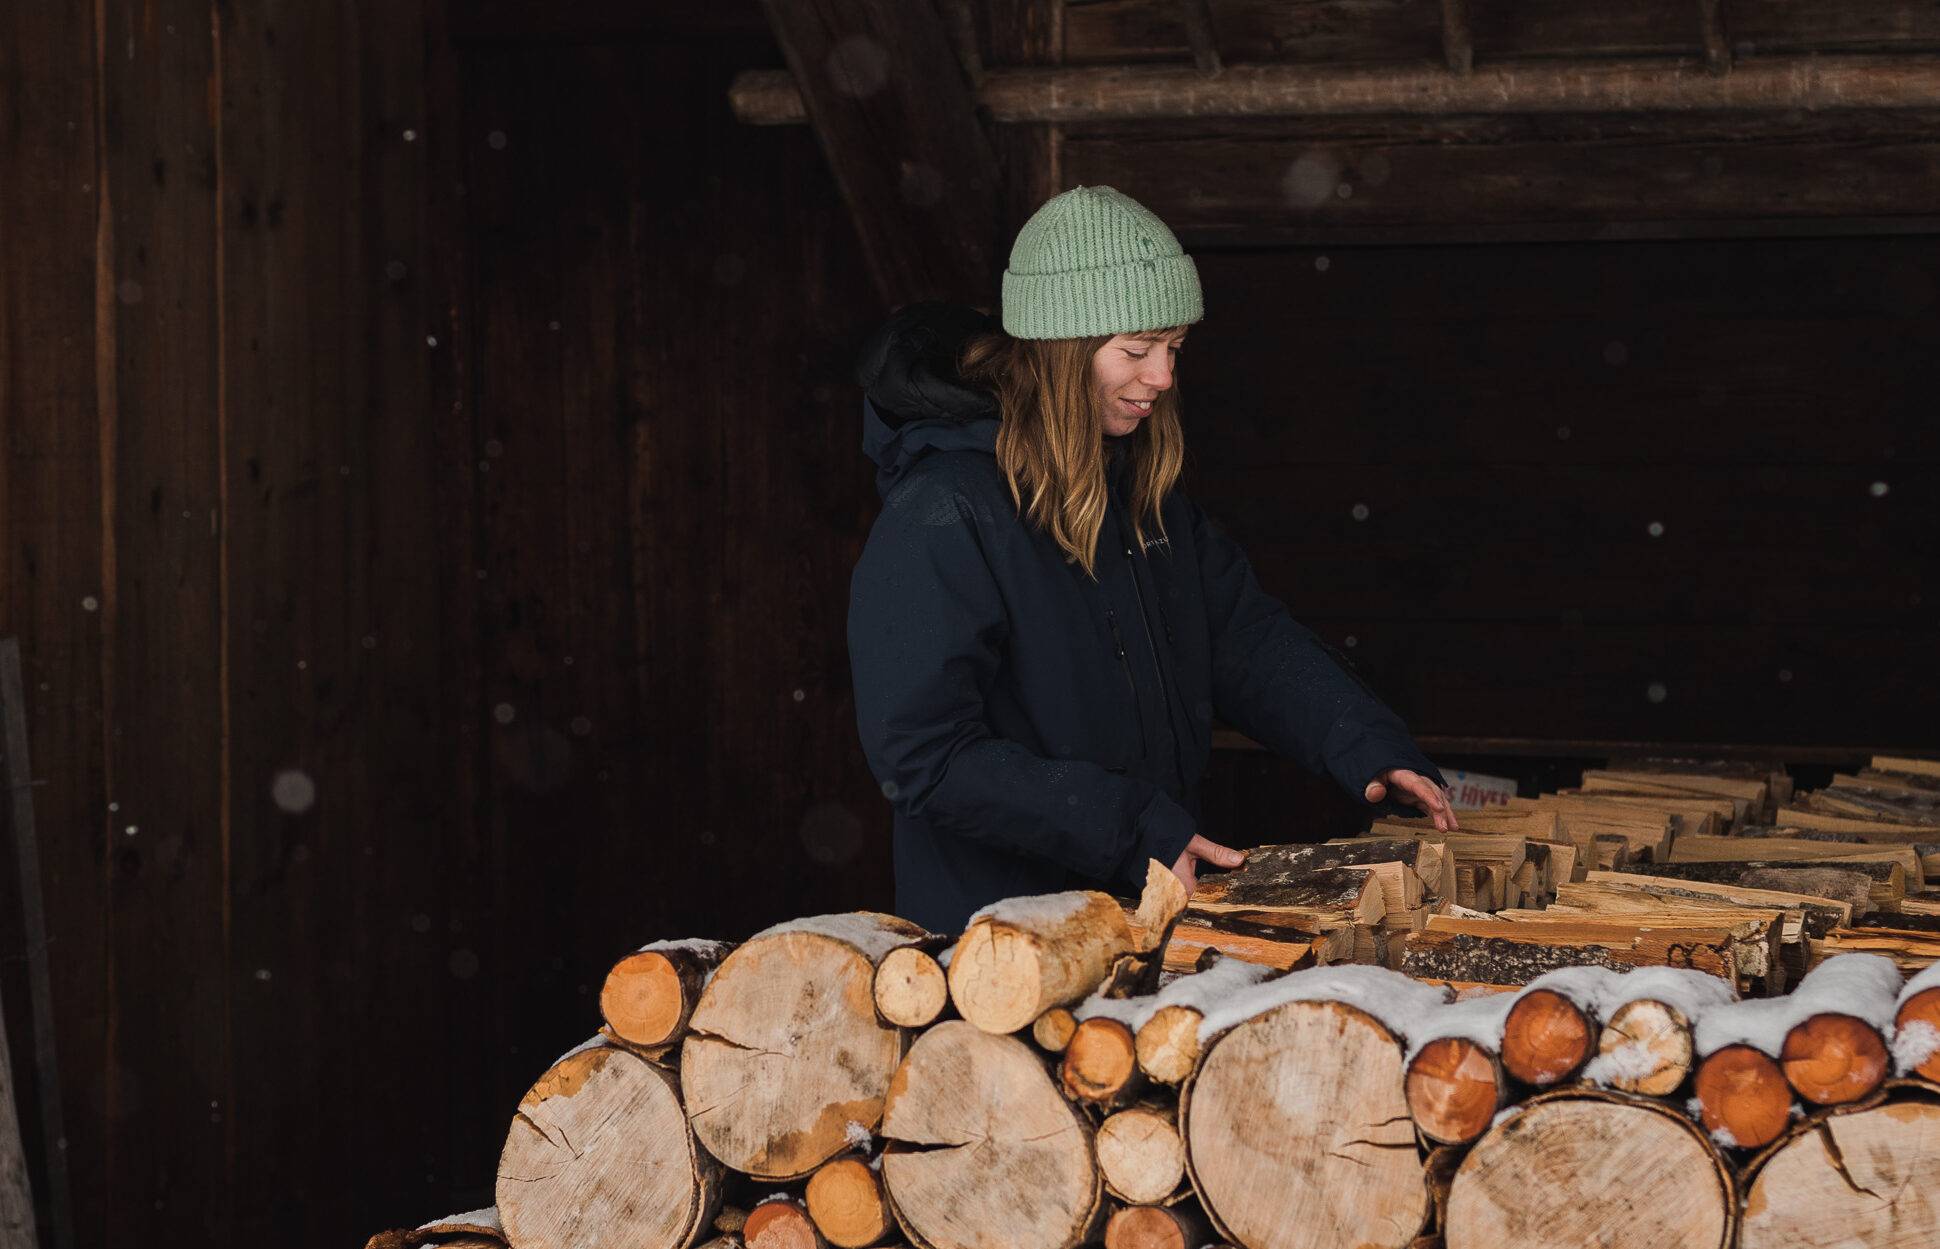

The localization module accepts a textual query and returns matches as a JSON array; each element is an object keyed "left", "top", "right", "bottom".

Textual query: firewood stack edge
[{"left": 368, "top": 755, "right": 1940, "bottom": 1249}]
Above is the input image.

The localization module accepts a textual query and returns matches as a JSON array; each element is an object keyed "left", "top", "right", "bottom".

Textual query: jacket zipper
[{"left": 1103, "top": 605, "right": 1148, "bottom": 753}]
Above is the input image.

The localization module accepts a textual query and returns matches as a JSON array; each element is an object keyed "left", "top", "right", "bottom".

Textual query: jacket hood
[{"left": 857, "top": 302, "right": 1001, "bottom": 494}]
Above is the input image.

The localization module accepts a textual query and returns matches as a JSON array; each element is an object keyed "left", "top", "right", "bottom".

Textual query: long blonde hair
[{"left": 959, "top": 331, "right": 1186, "bottom": 578}]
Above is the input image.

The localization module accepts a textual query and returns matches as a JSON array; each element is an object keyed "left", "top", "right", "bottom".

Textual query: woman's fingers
[
  {"left": 1363, "top": 779, "right": 1389, "bottom": 804},
  {"left": 1389, "top": 769, "right": 1460, "bottom": 831},
  {"left": 1187, "top": 835, "right": 1247, "bottom": 868}
]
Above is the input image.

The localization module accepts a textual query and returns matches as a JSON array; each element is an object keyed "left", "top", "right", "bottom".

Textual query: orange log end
[
  {"left": 599, "top": 950, "right": 683, "bottom": 1046},
  {"left": 1406, "top": 1036, "right": 1503, "bottom": 1145},
  {"left": 1694, "top": 1044, "right": 1792, "bottom": 1150},
  {"left": 1781, "top": 1012, "right": 1889, "bottom": 1106},
  {"left": 745, "top": 1198, "right": 822, "bottom": 1249},
  {"left": 1500, "top": 988, "right": 1593, "bottom": 1086},
  {"left": 1896, "top": 986, "right": 1940, "bottom": 1084}
]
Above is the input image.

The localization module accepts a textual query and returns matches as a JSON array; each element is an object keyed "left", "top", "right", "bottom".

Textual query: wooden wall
[{"left": 2, "top": 3, "right": 1937, "bottom": 1247}]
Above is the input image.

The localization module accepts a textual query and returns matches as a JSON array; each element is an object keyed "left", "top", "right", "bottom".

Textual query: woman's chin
[{"left": 1101, "top": 415, "right": 1144, "bottom": 437}]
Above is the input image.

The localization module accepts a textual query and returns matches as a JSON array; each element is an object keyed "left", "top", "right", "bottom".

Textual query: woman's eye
[{"left": 1125, "top": 350, "right": 1147, "bottom": 360}]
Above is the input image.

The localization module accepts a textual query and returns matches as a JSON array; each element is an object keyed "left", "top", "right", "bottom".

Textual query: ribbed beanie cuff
[{"left": 1001, "top": 185, "right": 1204, "bottom": 340}]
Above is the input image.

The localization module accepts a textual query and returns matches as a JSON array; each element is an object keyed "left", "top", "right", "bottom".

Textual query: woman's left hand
[{"left": 1363, "top": 768, "right": 1460, "bottom": 831}]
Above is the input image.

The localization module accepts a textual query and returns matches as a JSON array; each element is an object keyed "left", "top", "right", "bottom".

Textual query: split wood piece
[
  {"left": 1797, "top": 787, "right": 1940, "bottom": 827},
  {"left": 1188, "top": 865, "right": 1384, "bottom": 927},
  {"left": 1095, "top": 1102, "right": 1186, "bottom": 1205},
  {"left": 1671, "top": 834, "right": 1923, "bottom": 885},
  {"left": 1904, "top": 890, "right": 1940, "bottom": 916},
  {"left": 683, "top": 913, "right": 927, "bottom": 1179},
  {"left": 1874, "top": 754, "right": 1940, "bottom": 780},
  {"left": 949, "top": 891, "right": 1137, "bottom": 1035},
  {"left": 1369, "top": 826, "right": 1531, "bottom": 880},
  {"left": 1403, "top": 916, "right": 1738, "bottom": 984},
  {"left": 1618, "top": 860, "right": 1884, "bottom": 914},
  {"left": 1096, "top": 950, "right": 1159, "bottom": 999},
  {"left": 1809, "top": 926, "right": 1940, "bottom": 972},
  {"left": 1061, "top": 1016, "right": 1145, "bottom": 1108},
  {"left": 880, "top": 1020, "right": 1103, "bottom": 1249},
  {"left": 1032, "top": 1007, "right": 1078, "bottom": 1053},
  {"left": 1405, "top": 1036, "right": 1506, "bottom": 1145},
  {"left": 1229, "top": 839, "right": 1427, "bottom": 914},
  {"left": 1519, "top": 792, "right": 1714, "bottom": 845},
  {"left": 1378, "top": 809, "right": 1560, "bottom": 841},
  {"left": 1781, "top": 1015, "right": 1891, "bottom": 1106},
  {"left": 1500, "top": 988, "right": 1594, "bottom": 1086},
  {"left": 1492, "top": 907, "right": 1779, "bottom": 991},
  {"left": 1590, "top": 833, "right": 1631, "bottom": 871},
  {"left": 1693, "top": 1044, "right": 1793, "bottom": 1149},
  {"left": 805, "top": 1157, "right": 892, "bottom": 1248},
  {"left": 601, "top": 940, "right": 734, "bottom": 1049},
  {"left": 746, "top": 1198, "right": 827, "bottom": 1249},
  {"left": 1595, "top": 998, "right": 1698, "bottom": 1096},
  {"left": 1739, "top": 1089, "right": 1940, "bottom": 1249},
  {"left": 1321, "top": 835, "right": 1446, "bottom": 895},
  {"left": 1777, "top": 804, "right": 1940, "bottom": 840},
  {"left": 1852, "top": 768, "right": 1940, "bottom": 796},
  {"left": 1125, "top": 859, "right": 1190, "bottom": 956},
  {"left": 1896, "top": 985, "right": 1940, "bottom": 1081},
  {"left": 1584, "top": 769, "right": 1768, "bottom": 820},
  {"left": 1181, "top": 1000, "right": 1427, "bottom": 1249},
  {"left": 1134, "top": 1006, "right": 1202, "bottom": 1085},
  {"left": 1577, "top": 778, "right": 1752, "bottom": 828},
  {"left": 1162, "top": 909, "right": 1331, "bottom": 974},
  {"left": 1102, "top": 1202, "right": 1212, "bottom": 1249},
  {"left": 497, "top": 1042, "right": 723, "bottom": 1249},
  {"left": 1569, "top": 873, "right": 1843, "bottom": 941},
  {"left": 1444, "top": 1090, "right": 1733, "bottom": 1249},
  {"left": 874, "top": 943, "right": 951, "bottom": 1029},
  {"left": 1851, "top": 910, "right": 1940, "bottom": 935}
]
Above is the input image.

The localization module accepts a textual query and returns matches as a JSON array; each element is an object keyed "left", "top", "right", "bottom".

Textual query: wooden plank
[
  {"left": 0, "top": 7, "right": 99, "bottom": 1246},
  {"left": 988, "top": 0, "right": 1067, "bottom": 235},
  {"left": 0, "top": 643, "right": 47, "bottom": 1249},
  {"left": 757, "top": 0, "right": 1002, "bottom": 306},
  {"left": 1469, "top": 0, "right": 1698, "bottom": 60},
  {"left": 1061, "top": 0, "right": 1441, "bottom": 66},
  {"left": 1441, "top": 0, "right": 1474, "bottom": 72}
]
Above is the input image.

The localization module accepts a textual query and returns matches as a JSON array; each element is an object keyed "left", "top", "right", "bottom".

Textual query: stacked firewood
[{"left": 361, "top": 757, "right": 1940, "bottom": 1249}]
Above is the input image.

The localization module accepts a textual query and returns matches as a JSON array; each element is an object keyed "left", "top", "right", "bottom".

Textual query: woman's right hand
[{"left": 1171, "top": 834, "right": 1246, "bottom": 896}]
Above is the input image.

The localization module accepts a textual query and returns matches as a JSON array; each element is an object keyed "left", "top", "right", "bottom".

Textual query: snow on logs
[
  {"left": 681, "top": 911, "right": 933, "bottom": 1180},
  {"left": 495, "top": 1037, "right": 723, "bottom": 1249}
]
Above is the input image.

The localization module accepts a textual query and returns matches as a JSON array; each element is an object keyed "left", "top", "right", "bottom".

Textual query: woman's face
[{"left": 1091, "top": 328, "right": 1187, "bottom": 437}]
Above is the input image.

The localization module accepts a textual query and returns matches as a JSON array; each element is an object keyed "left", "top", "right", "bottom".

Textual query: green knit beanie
[{"left": 1001, "top": 186, "right": 1203, "bottom": 340}]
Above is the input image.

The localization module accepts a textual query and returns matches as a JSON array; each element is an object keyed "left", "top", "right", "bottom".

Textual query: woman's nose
[{"left": 1142, "top": 360, "right": 1174, "bottom": 390}]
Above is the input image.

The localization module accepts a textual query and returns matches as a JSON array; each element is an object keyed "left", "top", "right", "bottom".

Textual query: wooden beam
[
  {"left": 731, "top": 54, "right": 1940, "bottom": 124},
  {"left": 987, "top": 0, "right": 1066, "bottom": 236},
  {"left": 1700, "top": 0, "right": 1732, "bottom": 75},
  {"left": 1178, "top": 0, "right": 1221, "bottom": 76},
  {"left": 1441, "top": 0, "right": 1474, "bottom": 75},
  {"left": 756, "top": 0, "right": 1003, "bottom": 307}
]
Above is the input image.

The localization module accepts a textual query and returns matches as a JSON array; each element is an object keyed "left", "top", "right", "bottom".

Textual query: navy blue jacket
[{"left": 847, "top": 303, "right": 1442, "bottom": 933}]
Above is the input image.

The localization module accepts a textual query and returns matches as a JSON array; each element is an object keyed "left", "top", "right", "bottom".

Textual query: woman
[{"left": 848, "top": 185, "right": 1455, "bottom": 934}]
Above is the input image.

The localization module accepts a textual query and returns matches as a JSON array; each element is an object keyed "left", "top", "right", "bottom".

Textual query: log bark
[
  {"left": 1594, "top": 998, "right": 1695, "bottom": 1096},
  {"left": 1189, "top": 866, "right": 1384, "bottom": 927},
  {"left": 880, "top": 1021, "right": 1103, "bottom": 1249},
  {"left": 874, "top": 945, "right": 951, "bottom": 1029},
  {"left": 1693, "top": 1044, "right": 1793, "bottom": 1150},
  {"left": 1444, "top": 1090, "right": 1733, "bottom": 1249},
  {"left": 1403, "top": 917, "right": 1738, "bottom": 984},
  {"left": 1095, "top": 1102, "right": 1187, "bottom": 1205},
  {"left": 1617, "top": 861, "right": 1882, "bottom": 913},
  {"left": 1582, "top": 870, "right": 1850, "bottom": 939},
  {"left": 1181, "top": 1000, "right": 1427, "bottom": 1249},
  {"left": 1061, "top": 1017, "right": 1145, "bottom": 1108},
  {"left": 1500, "top": 988, "right": 1595, "bottom": 1086},
  {"left": 1739, "top": 1088, "right": 1940, "bottom": 1249},
  {"left": 1405, "top": 1036, "right": 1505, "bottom": 1145},
  {"left": 745, "top": 1198, "right": 827, "bottom": 1249},
  {"left": 949, "top": 892, "right": 1136, "bottom": 1035},
  {"left": 497, "top": 1042, "right": 723, "bottom": 1249},
  {"left": 683, "top": 914, "right": 927, "bottom": 1179},
  {"left": 1162, "top": 910, "right": 1325, "bottom": 974},
  {"left": 1103, "top": 1201, "right": 1212, "bottom": 1249},
  {"left": 806, "top": 1157, "right": 893, "bottom": 1248},
  {"left": 600, "top": 940, "right": 733, "bottom": 1049}
]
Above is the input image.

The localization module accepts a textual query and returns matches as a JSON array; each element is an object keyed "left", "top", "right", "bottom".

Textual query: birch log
[
  {"left": 682, "top": 913, "right": 928, "bottom": 1179},
  {"left": 496, "top": 1041, "right": 723, "bottom": 1249},
  {"left": 879, "top": 1020, "right": 1104, "bottom": 1249},
  {"left": 1444, "top": 1091, "right": 1733, "bottom": 1249},
  {"left": 948, "top": 893, "right": 1137, "bottom": 1034},
  {"left": 1738, "top": 1089, "right": 1940, "bottom": 1249},
  {"left": 1180, "top": 1000, "right": 1427, "bottom": 1249}
]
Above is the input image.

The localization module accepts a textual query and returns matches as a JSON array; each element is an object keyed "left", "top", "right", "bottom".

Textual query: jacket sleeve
[
  {"left": 1184, "top": 494, "right": 1445, "bottom": 807},
  {"left": 848, "top": 468, "right": 1198, "bottom": 893}
]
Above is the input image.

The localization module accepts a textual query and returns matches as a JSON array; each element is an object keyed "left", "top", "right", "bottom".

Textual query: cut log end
[
  {"left": 1032, "top": 1006, "right": 1079, "bottom": 1053},
  {"left": 600, "top": 950, "right": 697, "bottom": 1047},
  {"left": 1095, "top": 1105, "right": 1185, "bottom": 1205},
  {"left": 1694, "top": 1044, "right": 1793, "bottom": 1150},
  {"left": 1134, "top": 1004, "right": 1203, "bottom": 1085},
  {"left": 874, "top": 945, "right": 948, "bottom": 1028},
  {"left": 1780, "top": 1013, "right": 1889, "bottom": 1105},
  {"left": 1103, "top": 1203, "right": 1212, "bottom": 1249},
  {"left": 745, "top": 1198, "right": 825, "bottom": 1249},
  {"left": 1896, "top": 986, "right": 1940, "bottom": 1082},
  {"left": 1062, "top": 1016, "right": 1144, "bottom": 1106},
  {"left": 804, "top": 1157, "right": 891, "bottom": 1248},
  {"left": 1406, "top": 1037, "right": 1504, "bottom": 1146},
  {"left": 1740, "top": 1096, "right": 1940, "bottom": 1249},
  {"left": 1500, "top": 988, "right": 1594, "bottom": 1086},
  {"left": 1595, "top": 999, "right": 1694, "bottom": 1097}
]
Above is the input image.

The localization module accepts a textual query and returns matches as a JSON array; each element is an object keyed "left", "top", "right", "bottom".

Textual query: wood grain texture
[{"left": 1739, "top": 1093, "right": 1940, "bottom": 1248}]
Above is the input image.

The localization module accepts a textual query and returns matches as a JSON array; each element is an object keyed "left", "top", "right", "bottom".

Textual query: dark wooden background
[{"left": 0, "top": 2, "right": 1935, "bottom": 1246}]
